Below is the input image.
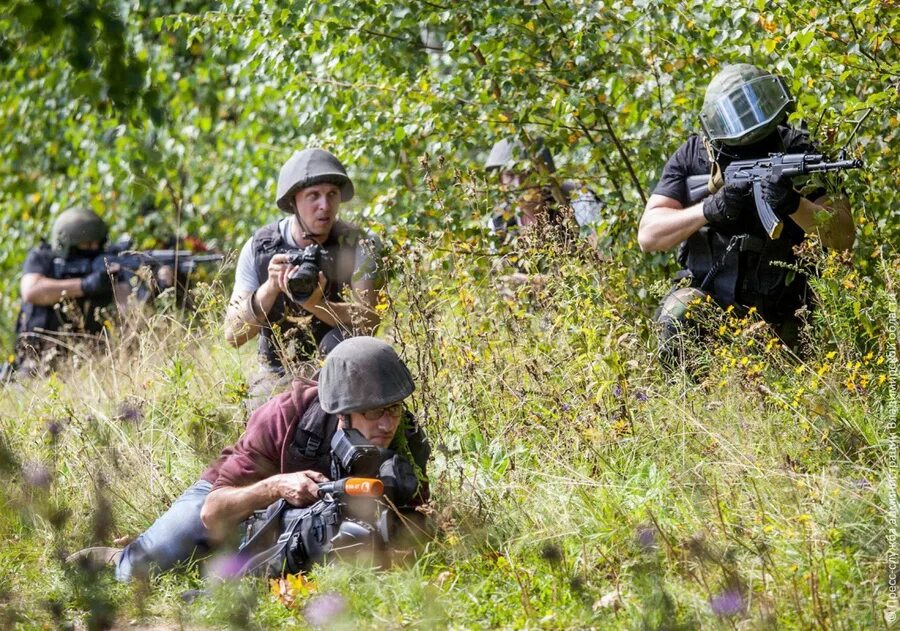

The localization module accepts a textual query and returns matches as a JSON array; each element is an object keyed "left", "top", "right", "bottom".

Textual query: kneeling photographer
[
  {"left": 67, "top": 337, "right": 430, "bottom": 580},
  {"left": 224, "top": 148, "right": 385, "bottom": 406}
]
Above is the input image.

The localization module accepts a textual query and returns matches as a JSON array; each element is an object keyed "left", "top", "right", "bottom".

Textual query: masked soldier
[
  {"left": 9, "top": 208, "right": 127, "bottom": 376},
  {"left": 484, "top": 137, "right": 602, "bottom": 242},
  {"left": 68, "top": 337, "right": 430, "bottom": 580},
  {"left": 638, "top": 64, "right": 854, "bottom": 364},
  {"left": 224, "top": 148, "right": 385, "bottom": 404}
]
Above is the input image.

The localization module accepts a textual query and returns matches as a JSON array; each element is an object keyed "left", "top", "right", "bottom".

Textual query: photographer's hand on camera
[
  {"left": 294, "top": 271, "right": 326, "bottom": 313},
  {"left": 275, "top": 470, "right": 329, "bottom": 507},
  {"left": 249, "top": 253, "right": 297, "bottom": 316}
]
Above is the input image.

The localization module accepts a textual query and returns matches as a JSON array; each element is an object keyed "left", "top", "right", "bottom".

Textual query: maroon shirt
[
  {"left": 202, "top": 380, "right": 321, "bottom": 490},
  {"left": 201, "top": 380, "right": 431, "bottom": 505}
]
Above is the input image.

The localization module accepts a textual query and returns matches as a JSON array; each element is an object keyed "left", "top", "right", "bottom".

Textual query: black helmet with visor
[{"left": 699, "top": 64, "right": 795, "bottom": 147}]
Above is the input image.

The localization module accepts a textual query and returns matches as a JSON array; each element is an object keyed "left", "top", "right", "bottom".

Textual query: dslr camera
[{"left": 285, "top": 244, "right": 323, "bottom": 302}]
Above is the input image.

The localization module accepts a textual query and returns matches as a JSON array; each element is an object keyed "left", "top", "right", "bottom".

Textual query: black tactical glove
[
  {"left": 702, "top": 180, "right": 752, "bottom": 229},
  {"left": 80, "top": 269, "right": 113, "bottom": 298},
  {"left": 761, "top": 173, "right": 801, "bottom": 219}
]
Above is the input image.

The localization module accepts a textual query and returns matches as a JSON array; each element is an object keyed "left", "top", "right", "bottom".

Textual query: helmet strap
[{"left": 291, "top": 201, "right": 327, "bottom": 243}]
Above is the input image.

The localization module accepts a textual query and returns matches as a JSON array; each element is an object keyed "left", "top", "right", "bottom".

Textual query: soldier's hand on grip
[
  {"left": 80, "top": 269, "right": 114, "bottom": 298},
  {"left": 702, "top": 180, "right": 752, "bottom": 229},
  {"left": 761, "top": 173, "right": 801, "bottom": 219}
]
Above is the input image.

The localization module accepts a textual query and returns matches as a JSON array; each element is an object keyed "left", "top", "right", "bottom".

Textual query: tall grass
[{"left": 0, "top": 235, "right": 894, "bottom": 629}]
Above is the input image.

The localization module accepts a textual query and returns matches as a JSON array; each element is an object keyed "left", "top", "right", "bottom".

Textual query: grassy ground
[{"left": 0, "top": 235, "right": 895, "bottom": 630}]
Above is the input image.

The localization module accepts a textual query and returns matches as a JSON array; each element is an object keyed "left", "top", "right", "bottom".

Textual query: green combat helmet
[
  {"left": 699, "top": 64, "right": 795, "bottom": 147},
  {"left": 276, "top": 148, "right": 355, "bottom": 212},
  {"left": 50, "top": 208, "right": 109, "bottom": 257},
  {"left": 319, "top": 336, "right": 415, "bottom": 414},
  {"left": 484, "top": 138, "right": 556, "bottom": 173}
]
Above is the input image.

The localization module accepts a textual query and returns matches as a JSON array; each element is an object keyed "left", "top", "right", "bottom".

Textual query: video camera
[{"left": 236, "top": 428, "right": 423, "bottom": 577}]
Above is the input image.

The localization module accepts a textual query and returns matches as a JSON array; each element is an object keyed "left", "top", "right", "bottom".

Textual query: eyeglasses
[{"left": 360, "top": 403, "right": 405, "bottom": 421}]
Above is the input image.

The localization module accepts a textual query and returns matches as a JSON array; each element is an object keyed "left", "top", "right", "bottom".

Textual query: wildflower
[
  {"left": 636, "top": 525, "right": 657, "bottom": 552},
  {"left": 540, "top": 543, "right": 563, "bottom": 566},
  {"left": 22, "top": 461, "right": 52, "bottom": 488},
  {"left": 45, "top": 420, "right": 63, "bottom": 441},
  {"left": 304, "top": 592, "right": 348, "bottom": 628},
  {"left": 206, "top": 553, "right": 248, "bottom": 580},
  {"left": 709, "top": 589, "right": 745, "bottom": 617},
  {"left": 115, "top": 402, "right": 143, "bottom": 424}
]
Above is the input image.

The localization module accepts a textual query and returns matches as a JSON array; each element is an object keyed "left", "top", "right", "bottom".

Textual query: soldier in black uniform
[
  {"left": 638, "top": 64, "right": 854, "bottom": 365},
  {"left": 10, "top": 208, "right": 126, "bottom": 376}
]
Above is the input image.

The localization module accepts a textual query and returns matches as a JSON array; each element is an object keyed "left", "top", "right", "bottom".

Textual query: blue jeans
[{"left": 116, "top": 479, "right": 212, "bottom": 581}]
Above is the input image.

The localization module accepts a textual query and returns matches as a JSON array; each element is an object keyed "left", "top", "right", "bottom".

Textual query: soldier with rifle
[
  {"left": 8, "top": 208, "right": 129, "bottom": 376},
  {"left": 67, "top": 337, "right": 431, "bottom": 580},
  {"left": 7, "top": 207, "right": 223, "bottom": 377},
  {"left": 637, "top": 64, "right": 857, "bottom": 364}
]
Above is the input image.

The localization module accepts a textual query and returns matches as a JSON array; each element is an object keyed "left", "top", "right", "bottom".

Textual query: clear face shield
[{"left": 699, "top": 75, "right": 793, "bottom": 146}]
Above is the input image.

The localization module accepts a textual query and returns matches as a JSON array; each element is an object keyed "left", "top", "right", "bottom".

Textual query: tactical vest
[
  {"left": 679, "top": 227, "right": 807, "bottom": 322},
  {"left": 678, "top": 132, "right": 809, "bottom": 323},
  {"left": 14, "top": 243, "right": 111, "bottom": 367},
  {"left": 251, "top": 220, "right": 366, "bottom": 372}
]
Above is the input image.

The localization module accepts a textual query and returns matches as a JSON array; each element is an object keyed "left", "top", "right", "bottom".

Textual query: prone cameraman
[
  {"left": 224, "top": 148, "right": 385, "bottom": 403},
  {"left": 67, "top": 337, "right": 430, "bottom": 580}
]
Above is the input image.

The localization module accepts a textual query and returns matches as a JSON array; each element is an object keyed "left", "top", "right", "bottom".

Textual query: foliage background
[
  {"left": 1, "top": 0, "right": 897, "bottom": 344},
  {"left": 0, "top": 0, "right": 898, "bottom": 628}
]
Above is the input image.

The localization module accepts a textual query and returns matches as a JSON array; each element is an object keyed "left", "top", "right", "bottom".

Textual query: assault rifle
[
  {"left": 52, "top": 244, "right": 223, "bottom": 300},
  {"left": 686, "top": 151, "right": 863, "bottom": 239},
  {"left": 53, "top": 245, "right": 223, "bottom": 280}
]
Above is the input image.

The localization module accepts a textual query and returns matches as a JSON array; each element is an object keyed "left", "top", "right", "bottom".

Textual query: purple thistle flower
[
  {"left": 636, "top": 525, "right": 657, "bottom": 551},
  {"left": 115, "top": 402, "right": 143, "bottom": 424},
  {"left": 613, "top": 384, "right": 623, "bottom": 399},
  {"left": 634, "top": 389, "right": 648, "bottom": 402},
  {"left": 206, "top": 553, "right": 248, "bottom": 580},
  {"left": 45, "top": 420, "right": 63, "bottom": 441},
  {"left": 304, "top": 592, "right": 348, "bottom": 627},
  {"left": 22, "top": 461, "right": 52, "bottom": 488},
  {"left": 710, "top": 589, "right": 745, "bottom": 617}
]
